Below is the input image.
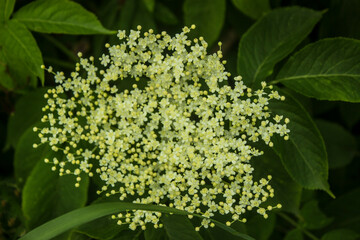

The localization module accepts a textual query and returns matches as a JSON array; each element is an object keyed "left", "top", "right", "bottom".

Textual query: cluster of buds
[{"left": 34, "top": 25, "right": 289, "bottom": 231}]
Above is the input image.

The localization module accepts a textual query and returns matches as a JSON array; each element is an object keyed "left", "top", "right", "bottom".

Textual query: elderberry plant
[{"left": 33, "top": 25, "right": 289, "bottom": 231}]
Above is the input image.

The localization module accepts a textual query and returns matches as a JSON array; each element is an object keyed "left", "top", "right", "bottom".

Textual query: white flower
[{"left": 36, "top": 25, "right": 289, "bottom": 231}]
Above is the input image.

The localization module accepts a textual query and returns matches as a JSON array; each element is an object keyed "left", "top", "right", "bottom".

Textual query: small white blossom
[{"left": 36, "top": 25, "right": 289, "bottom": 230}]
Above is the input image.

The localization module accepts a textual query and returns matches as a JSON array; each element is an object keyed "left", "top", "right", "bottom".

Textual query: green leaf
[
  {"left": 13, "top": 0, "right": 114, "bottom": 34},
  {"left": 183, "top": 0, "right": 226, "bottom": 47},
  {"left": 68, "top": 231, "right": 91, "bottom": 240},
  {"left": 19, "top": 202, "right": 254, "bottom": 240},
  {"left": 142, "top": 0, "right": 155, "bottom": 12},
  {"left": 6, "top": 88, "right": 48, "bottom": 149},
  {"left": 0, "top": 48, "right": 14, "bottom": 89},
  {"left": 154, "top": 2, "right": 178, "bottom": 26},
  {"left": 252, "top": 147, "right": 302, "bottom": 215},
  {"left": 0, "top": 20, "right": 44, "bottom": 83},
  {"left": 205, "top": 220, "right": 247, "bottom": 240},
  {"left": 162, "top": 214, "right": 202, "bottom": 240},
  {"left": 300, "top": 200, "right": 333, "bottom": 230},
  {"left": 144, "top": 226, "right": 167, "bottom": 240},
  {"left": 0, "top": 0, "right": 15, "bottom": 21},
  {"left": 237, "top": 7, "right": 322, "bottom": 88},
  {"left": 246, "top": 213, "right": 276, "bottom": 240},
  {"left": 322, "top": 229, "right": 360, "bottom": 240},
  {"left": 315, "top": 119, "right": 357, "bottom": 169},
  {"left": 231, "top": 0, "right": 270, "bottom": 19},
  {"left": 270, "top": 91, "right": 331, "bottom": 195},
  {"left": 284, "top": 229, "right": 303, "bottom": 240},
  {"left": 76, "top": 215, "right": 127, "bottom": 240},
  {"left": 22, "top": 157, "right": 89, "bottom": 229},
  {"left": 117, "top": 0, "right": 156, "bottom": 34},
  {"left": 14, "top": 124, "right": 50, "bottom": 187},
  {"left": 113, "top": 230, "right": 142, "bottom": 240},
  {"left": 75, "top": 196, "right": 128, "bottom": 240},
  {"left": 276, "top": 38, "right": 360, "bottom": 102}
]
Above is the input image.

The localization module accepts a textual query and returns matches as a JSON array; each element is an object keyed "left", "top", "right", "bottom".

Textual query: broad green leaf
[
  {"left": 68, "top": 231, "right": 90, "bottom": 240},
  {"left": 162, "top": 214, "right": 202, "bottom": 240},
  {"left": 322, "top": 229, "right": 360, "bottom": 240},
  {"left": 19, "top": 202, "right": 254, "bottom": 240},
  {"left": 0, "top": 48, "right": 14, "bottom": 89},
  {"left": 315, "top": 119, "right": 357, "bottom": 169},
  {"left": 14, "top": 124, "right": 50, "bottom": 187},
  {"left": 284, "top": 229, "right": 303, "bottom": 240},
  {"left": 270, "top": 91, "right": 331, "bottom": 195},
  {"left": 0, "top": 0, "right": 15, "bottom": 21},
  {"left": 113, "top": 230, "right": 142, "bottom": 240},
  {"left": 6, "top": 88, "right": 48, "bottom": 149},
  {"left": 144, "top": 226, "right": 167, "bottom": 240},
  {"left": 252, "top": 147, "right": 302, "bottom": 215},
  {"left": 237, "top": 7, "right": 322, "bottom": 88},
  {"left": 0, "top": 45, "right": 38, "bottom": 89},
  {"left": 154, "top": 2, "right": 178, "bottom": 25},
  {"left": 300, "top": 200, "right": 333, "bottom": 230},
  {"left": 231, "top": 0, "right": 270, "bottom": 19},
  {"left": 22, "top": 156, "right": 89, "bottom": 229},
  {"left": 0, "top": 20, "right": 44, "bottom": 83},
  {"left": 13, "top": 0, "right": 114, "bottom": 34},
  {"left": 246, "top": 213, "right": 275, "bottom": 240},
  {"left": 75, "top": 196, "right": 128, "bottom": 240},
  {"left": 276, "top": 38, "right": 360, "bottom": 102},
  {"left": 205, "top": 217, "right": 247, "bottom": 240},
  {"left": 76, "top": 215, "right": 127, "bottom": 240},
  {"left": 183, "top": 0, "right": 226, "bottom": 47}
]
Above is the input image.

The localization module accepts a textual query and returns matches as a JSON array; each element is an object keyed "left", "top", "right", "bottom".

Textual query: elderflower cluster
[{"left": 34, "top": 25, "right": 289, "bottom": 231}]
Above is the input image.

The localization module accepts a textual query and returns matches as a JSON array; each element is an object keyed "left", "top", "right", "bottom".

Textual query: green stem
[
  {"left": 42, "top": 34, "right": 78, "bottom": 62},
  {"left": 277, "top": 212, "right": 319, "bottom": 240}
]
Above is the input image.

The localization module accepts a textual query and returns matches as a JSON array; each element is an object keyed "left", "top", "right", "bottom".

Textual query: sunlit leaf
[
  {"left": 13, "top": 0, "right": 114, "bottom": 34},
  {"left": 237, "top": 7, "right": 322, "bottom": 88},
  {"left": 276, "top": 38, "right": 360, "bottom": 102},
  {"left": 0, "top": 20, "right": 44, "bottom": 83}
]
